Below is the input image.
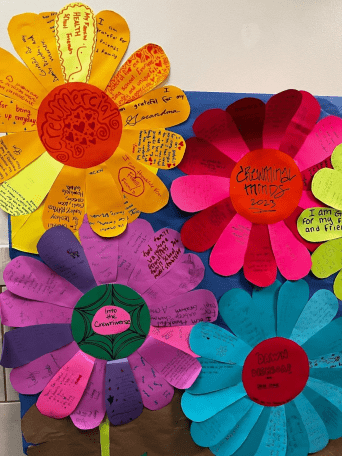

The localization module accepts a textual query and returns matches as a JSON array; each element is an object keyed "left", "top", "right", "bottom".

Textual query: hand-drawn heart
[
  {"left": 75, "top": 112, "right": 81, "bottom": 119},
  {"left": 118, "top": 167, "right": 145, "bottom": 197},
  {"left": 136, "top": 52, "right": 142, "bottom": 60},
  {"left": 80, "top": 137, "right": 87, "bottom": 145},
  {"left": 65, "top": 132, "right": 74, "bottom": 142},
  {"left": 155, "top": 60, "right": 162, "bottom": 67},
  {"left": 85, "top": 113, "right": 92, "bottom": 121},
  {"left": 65, "top": 122, "right": 71, "bottom": 129},
  {"left": 88, "top": 122, "right": 95, "bottom": 130},
  {"left": 178, "top": 141, "right": 184, "bottom": 147},
  {"left": 89, "top": 138, "right": 96, "bottom": 145},
  {"left": 74, "top": 121, "right": 85, "bottom": 134}
]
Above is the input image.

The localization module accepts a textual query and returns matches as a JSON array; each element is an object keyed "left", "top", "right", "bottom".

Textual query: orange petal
[
  {"left": 39, "top": 12, "right": 57, "bottom": 36},
  {"left": 8, "top": 13, "right": 64, "bottom": 90},
  {"left": 88, "top": 10, "right": 130, "bottom": 90},
  {"left": 0, "top": 95, "right": 37, "bottom": 132},
  {"left": 86, "top": 163, "right": 127, "bottom": 237},
  {"left": 106, "top": 44, "right": 170, "bottom": 107},
  {"left": 122, "top": 193, "right": 140, "bottom": 223}
]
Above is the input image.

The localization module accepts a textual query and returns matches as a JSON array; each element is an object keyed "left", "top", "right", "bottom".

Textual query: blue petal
[
  {"left": 181, "top": 382, "right": 246, "bottom": 422},
  {"left": 189, "top": 322, "right": 250, "bottom": 365},
  {"left": 293, "top": 392, "right": 329, "bottom": 453},
  {"left": 210, "top": 404, "right": 267, "bottom": 456},
  {"left": 302, "top": 318, "right": 342, "bottom": 359},
  {"left": 187, "top": 357, "right": 242, "bottom": 395},
  {"left": 285, "top": 401, "right": 309, "bottom": 456},
  {"left": 190, "top": 397, "right": 253, "bottom": 447},
  {"left": 310, "top": 367, "right": 342, "bottom": 388},
  {"left": 252, "top": 280, "right": 281, "bottom": 339},
  {"left": 253, "top": 406, "right": 287, "bottom": 456},
  {"left": 309, "top": 352, "right": 342, "bottom": 368},
  {"left": 290, "top": 290, "right": 338, "bottom": 345},
  {"left": 276, "top": 280, "right": 309, "bottom": 338}
]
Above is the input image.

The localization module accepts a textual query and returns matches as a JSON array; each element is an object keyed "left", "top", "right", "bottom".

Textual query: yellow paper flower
[{"left": 0, "top": 3, "right": 190, "bottom": 253}]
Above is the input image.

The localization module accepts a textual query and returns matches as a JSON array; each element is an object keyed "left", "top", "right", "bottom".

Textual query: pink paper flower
[{"left": 171, "top": 90, "right": 342, "bottom": 286}]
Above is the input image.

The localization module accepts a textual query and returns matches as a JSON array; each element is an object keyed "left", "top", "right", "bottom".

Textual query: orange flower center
[
  {"left": 37, "top": 82, "right": 122, "bottom": 169},
  {"left": 230, "top": 149, "right": 303, "bottom": 224}
]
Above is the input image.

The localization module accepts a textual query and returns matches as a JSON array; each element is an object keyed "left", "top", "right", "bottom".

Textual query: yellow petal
[
  {"left": 106, "top": 44, "right": 170, "bottom": 107},
  {"left": 55, "top": 3, "right": 96, "bottom": 83},
  {"left": 43, "top": 165, "right": 85, "bottom": 231},
  {"left": 0, "top": 152, "right": 63, "bottom": 215},
  {"left": 8, "top": 13, "right": 64, "bottom": 90},
  {"left": 39, "top": 12, "right": 57, "bottom": 36},
  {"left": 120, "top": 86, "right": 190, "bottom": 130},
  {"left": 0, "top": 96, "right": 37, "bottom": 132},
  {"left": 86, "top": 163, "right": 127, "bottom": 237},
  {"left": 0, "top": 48, "right": 47, "bottom": 108},
  {"left": 11, "top": 204, "right": 46, "bottom": 254},
  {"left": 122, "top": 193, "right": 140, "bottom": 223},
  {"left": 107, "top": 148, "right": 169, "bottom": 213},
  {"left": 88, "top": 11, "right": 130, "bottom": 90},
  {"left": 0, "top": 131, "right": 45, "bottom": 183},
  {"left": 120, "top": 128, "right": 186, "bottom": 169}
]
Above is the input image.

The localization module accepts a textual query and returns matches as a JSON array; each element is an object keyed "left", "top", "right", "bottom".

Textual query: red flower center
[
  {"left": 242, "top": 337, "right": 309, "bottom": 406},
  {"left": 230, "top": 149, "right": 303, "bottom": 224},
  {"left": 37, "top": 82, "right": 122, "bottom": 169}
]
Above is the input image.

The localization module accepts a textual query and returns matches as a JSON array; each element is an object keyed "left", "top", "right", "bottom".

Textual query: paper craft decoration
[
  {"left": 0, "top": 3, "right": 190, "bottom": 253},
  {"left": 182, "top": 280, "right": 342, "bottom": 456},
  {"left": 0, "top": 218, "right": 218, "bottom": 429},
  {"left": 297, "top": 144, "right": 342, "bottom": 299},
  {"left": 171, "top": 90, "right": 342, "bottom": 287}
]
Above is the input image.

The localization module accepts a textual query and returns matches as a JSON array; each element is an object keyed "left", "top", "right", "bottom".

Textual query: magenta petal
[{"left": 148, "top": 325, "right": 198, "bottom": 357}]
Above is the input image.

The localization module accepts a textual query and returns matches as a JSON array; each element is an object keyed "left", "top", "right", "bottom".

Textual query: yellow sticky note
[
  {"left": 55, "top": 3, "right": 96, "bottom": 83},
  {"left": 39, "top": 12, "right": 57, "bottom": 36},
  {"left": 107, "top": 148, "right": 169, "bottom": 213},
  {"left": 8, "top": 13, "right": 64, "bottom": 90},
  {"left": 106, "top": 44, "right": 170, "bottom": 107},
  {"left": 88, "top": 11, "right": 130, "bottom": 90},
  {"left": 312, "top": 168, "right": 342, "bottom": 210},
  {"left": 0, "top": 152, "right": 63, "bottom": 215},
  {"left": 312, "top": 237, "right": 342, "bottom": 279},
  {"left": 0, "top": 131, "right": 45, "bottom": 183},
  {"left": 297, "top": 207, "right": 342, "bottom": 242},
  {"left": 119, "top": 128, "right": 186, "bottom": 169},
  {"left": 119, "top": 86, "right": 190, "bottom": 130},
  {"left": 0, "top": 95, "right": 37, "bottom": 133},
  {"left": 0, "top": 48, "right": 47, "bottom": 109},
  {"left": 43, "top": 165, "right": 86, "bottom": 231},
  {"left": 86, "top": 163, "right": 127, "bottom": 237}
]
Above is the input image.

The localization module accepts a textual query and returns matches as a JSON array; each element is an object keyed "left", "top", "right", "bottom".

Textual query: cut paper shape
[
  {"left": 0, "top": 324, "right": 73, "bottom": 368},
  {"left": 285, "top": 401, "right": 310, "bottom": 456},
  {"left": 302, "top": 318, "right": 342, "bottom": 360},
  {"left": 251, "top": 281, "right": 280, "bottom": 340},
  {"left": 86, "top": 164, "right": 126, "bottom": 237},
  {"left": 253, "top": 406, "right": 287, "bottom": 456},
  {"left": 128, "top": 351, "right": 174, "bottom": 410},
  {"left": 298, "top": 189, "right": 322, "bottom": 209},
  {"left": 106, "top": 44, "right": 170, "bottom": 107},
  {"left": 70, "top": 358, "right": 107, "bottom": 430},
  {"left": 309, "top": 352, "right": 342, "bottom": 369},
  {"left": 88, "top": 10, "right": 129, "bottom": 90},
  {"left": 55, "top": 3, "right": 96, "bottom": 83},
  {"left": 79, "top": 215, "right": 119, "bottom": 284},
  {"left": 149, "top": 289, "right": 218, "bottom": 327},
  {"left": 128, "top": 227, "right": 184, "bottom": 294},
  {"left": 3, "top": 256, "right": 82, "bottom": 307},
  {"left": 309, "top": 367, "right": 342, "bottom": 388},
  {"left": 297, "top": 207, "right": 342, "bottom": 242},
  {"left": 301, "top": 155, "right": 333, "bottom": 191},
  {"left": 189, "top": 322, "right": 251, "bottom": 365},
  {"left": 311, "top": 237, "right": 342, "bottom": 279},
  {"left": 120, "top": 128, "right": 186, "bottom": 169},
  {"left": 0, "top": 152, "right": 63, "bottom": 216},
  {"left": 8, "top": 13, "right": 64, "bottom": 90},
  {"left": 39, "top": 11, "right": 57, "bottom": 36},
  {"left": 0, "top": 290, "right": 73, "bottom": 327},
  {"left": 333, "top": 268, "right": 342, "bottom": 300},
  {"left": 37, "top": 350, "right": 95, "bottom": 419},
  {"left": 0, "top": 94, "right": 37, "bottom": 133},
  {"left": 171, "top": 175, "right": 230, "bottom": 212},
  {"left": 331, "top": 143, "right": 342, "bottom": 171},
  {"left": 42, "top": 166, "right": 86, "bottom": 232},
  {"left": 312, "top": 168, "right": 342, "bottom": 210},
  {"left": 11, "top": 203, "right": 46, "bottom": 254},
  {"left": 10, "top": 342, "right": 79, "bottom": 394},
  {"left": 92, "top": 305, "right": 131, "bottom": 335},
  {"left": 148, "top": 325, "right": 197, "bottom": 357},
  {"left": 105, "top": 359, "right": 143, "bottom": 425},
  {"left": 138, "top": 336, "right": 201, "bottom": 389},
  {"left": 119, "top": 85, "right": 190, "bottom": 130},
  {"left": 37, "top": 225, "right": 97, "bottom": 293},
  {"left": 284, "top": 206, "right": 322, "bottom": 253},
  {"left": 37, "top": 82, "right": 122, "bottom": 169}
]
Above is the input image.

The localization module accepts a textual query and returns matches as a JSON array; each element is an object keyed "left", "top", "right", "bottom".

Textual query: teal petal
[
  {"left": 252, "top": 280, "right": 281, "bottom": 339},
  {"left": 253, "top": 406, "right": 287, "bottom": 456},
  {"left": 302, "top": 318, "right": 342, "bottom": 359},
  {"left": 284, "top": 401, "right": 309, "bottom": 456},
  {"left": 277, "top": 280, "right": 309, "bottom": 338}
]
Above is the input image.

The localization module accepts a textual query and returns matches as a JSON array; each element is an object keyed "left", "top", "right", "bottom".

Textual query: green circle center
[{"left": 71, "top": 284, "right": 151, "bottom": 361}]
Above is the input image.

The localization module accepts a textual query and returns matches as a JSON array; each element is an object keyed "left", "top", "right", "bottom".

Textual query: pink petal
[
  {"left": 128, "top": 352, "right": 174, "bottom": 410},
  {"left": 148, "top": 325, "right": 198, "bottom": 357},
  {"left": 299, "top": 190, "right": 322, "bottom": 209},
  {"left": 269, "top": 221, "right": 312, "bottom": 280},
  {"left": 244, "top": 224, "right": 277, "bottom": 287},
  {"left": 301, "top": 156, "right": 332, "bottom": 191},
  {"left": 70, "top": 359, "right": 106, "bottom": 430},
  {"left": 193, "top": 109, "right": 249, "bottom": 162},
  {"left": 284, "top": 207, "right": 321, "bottom": 253},
  {"left": 210, "top": 213, "right": 251, "bottom": 276},
  {"left": 178, "top": 137, "right": 236, "bottom": 177},
  {"left": 294, "top": 116, "right": 342, "bottom": 171},
  {"left": 36, "top": 351, "right": 95, "bottom": 419},
  {"left": 0, "top": 290, "right": 73, "bottom": 326},
  {"left": 263, "top": 89, "right": 302, "bottom": 150},
  {"left": 279, "top": 91, "right": 321, "bottom": 158},
  {"left": 171, "top": 175, "right": 230, "bottom": 212},
  {"left": 138, "top": 336, "right": 201, "bottom": 389}
]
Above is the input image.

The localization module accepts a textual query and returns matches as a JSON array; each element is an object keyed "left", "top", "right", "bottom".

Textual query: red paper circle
[
  {"left": 37, "top": 82, "right": 122, "bottom": 169},
  {"left": 242, "top": 337, "right": 309, "bottom": 406},
  {"left": 230, "top": 149, "right": 303, "bottom": 224}
]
